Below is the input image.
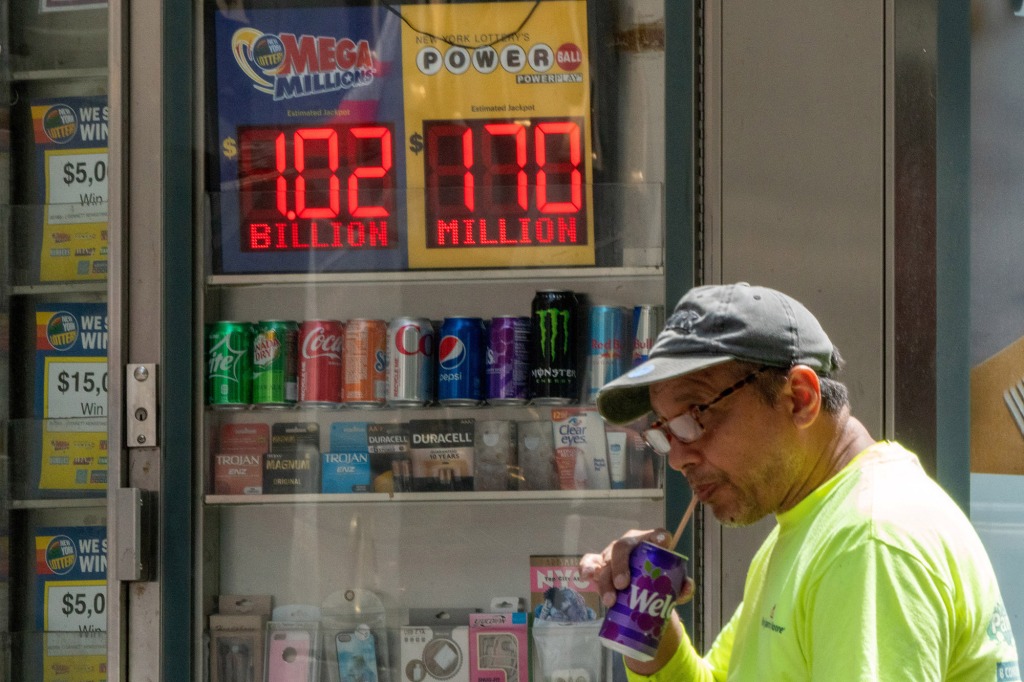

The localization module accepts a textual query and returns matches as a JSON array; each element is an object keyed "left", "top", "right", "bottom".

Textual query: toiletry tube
[{"left": 605, "top": 429, "right": 628, "bottom": 489}]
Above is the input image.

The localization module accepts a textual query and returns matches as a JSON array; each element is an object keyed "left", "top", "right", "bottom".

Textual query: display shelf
[
  {"left": 10, "top": 68, "right": 108, "bottom": 83},
  {"left": 11, "top": 283, "right": 108, "bottom": 296},
  {"left": 207, "top": 265, "right": 663, "bottom": 288},
  {"left": 206, "top": 488, "right": 663, "bottom": 505},
  {"left": 9, "top": 498, "right": 107, "bottom": 510}
]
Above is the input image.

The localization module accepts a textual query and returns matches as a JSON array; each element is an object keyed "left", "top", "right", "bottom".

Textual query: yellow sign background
[{"left": 402, "top": 0, "right": 594, "bottom": 269}]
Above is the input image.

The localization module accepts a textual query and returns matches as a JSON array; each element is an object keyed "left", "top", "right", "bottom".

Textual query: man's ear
[{"left": 786, "top": 365, "right": 821, "bottom": 428}]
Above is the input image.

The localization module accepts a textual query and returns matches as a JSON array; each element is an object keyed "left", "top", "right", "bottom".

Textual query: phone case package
[
  {"left": 321, "top": 589, "right": 392, "bottom": 682},
  {"left": 468, "top": 612, "right": 528, "bottom": 682},
  {"left": 264, "top": 622, "right": 320, "bottom": 682}
]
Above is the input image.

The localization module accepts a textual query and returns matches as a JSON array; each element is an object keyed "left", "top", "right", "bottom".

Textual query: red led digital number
[
  {"left": 424, "top": 118, "right": 584, "bottom": 221},
  {"left": 238, "top": 124, "right": 394, "bottom": 226}
]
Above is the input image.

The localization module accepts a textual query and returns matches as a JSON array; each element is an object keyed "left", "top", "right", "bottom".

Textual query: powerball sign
[
  {"left": 401, "top": 0, "right": 594, "bottom": 269},
  {"left": 31, "top": 96, "right": 109, "bottom": 282},
  {"left": 34, "top": 303, "right": 108, "bottom": 492}
]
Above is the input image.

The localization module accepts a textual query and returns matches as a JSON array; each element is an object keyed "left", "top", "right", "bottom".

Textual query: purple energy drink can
[
  {"left": 437, "top": 317, "right": 486, "bottom": 406},
  {"left": 487, "top": 316, "right": 530, "bottom": 405},
  {"left": 586, "top": 305, "right": 628, "bottom": 403},
  {"left": 598, "top": 541, "right": 688, "bottom": 662}
]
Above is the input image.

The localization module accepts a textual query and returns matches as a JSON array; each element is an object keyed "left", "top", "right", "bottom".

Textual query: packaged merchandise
[
  {"left": 210, "top": 595, "right": 272, "bottom": 682},
  {"left": 323, "top": 422, "right": 372, "bottom": 493},
  {"left": 550, "top": 408, "right": 610, "bottom": 490},
  {"left": 264, "top": 422, "right": 320, "bottom": 494},
  {"left": 366, "top": 422, "right": 412, "bottom": 493},
  {"left": 469, "top": 612, "right": 528, "bottom": 682},
  {"left": 213, "top": 422, "right": 268, "bottom": 495},
  {"left": 516, "top": 421, "right": 557, "bottom": 491},
  {"left": 408, "top": 419, "right": 475, "bottom": 491},
  {"left": 473, "top": 420, "right": 517, "bottom": 491},
  {"left": 401, "top": 609, "right": 475, "bottom": 682}
]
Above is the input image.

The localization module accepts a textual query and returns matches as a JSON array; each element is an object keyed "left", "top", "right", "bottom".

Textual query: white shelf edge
[
  {"left": 207, "top": 266, "right": 663, "bottom": 287},
  {"left": 206, "top": 488, "right": 664, "bottom": 505},
  {"left": 11, "top": 67, "right": 109, "bottom": 82},
  {"left": 10, "top": 498, "right": 107, "bottom": 510},
  {"left": 12, "top": 283, "right": 108, "bottom": 296}
]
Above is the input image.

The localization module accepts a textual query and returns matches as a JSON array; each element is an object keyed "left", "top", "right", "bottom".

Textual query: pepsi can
[
  {"left": 486, "top": 316, "right": 530, "bottom": 405},
  {"left": 586, "top": 306, "right": 628, "bottom": 403},
  {"left": 437, "top": 317, "right": 486, "bottom": 406},
  {"left": 529, "top": 290, "right": 579, "bottom": 405},
  {"left": 387, "top": 317, "right": 435, "bottom": 406},
  {"left": 632, "top": 304, "right": 665, "bottom": 366}
]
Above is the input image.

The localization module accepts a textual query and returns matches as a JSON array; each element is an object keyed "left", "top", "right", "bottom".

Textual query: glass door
[
  {"left": 192, "top": 2, "right": 675, "bottom": 682},
  {"left": 1, "top": 0, "right": 111, "bottom": 679}
]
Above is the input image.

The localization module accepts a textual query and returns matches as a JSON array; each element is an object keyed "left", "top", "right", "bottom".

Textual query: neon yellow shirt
[{"left": 627, "top": 441, "right": 1020, "bottom": 681}]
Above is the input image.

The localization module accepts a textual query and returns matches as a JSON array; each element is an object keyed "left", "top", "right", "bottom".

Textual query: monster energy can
[
  {"left": 206, "top": 321, "right": 254, "bottom": 409},
  {"left": 529, "top": 290, "right": 580, "bottom": 405}
]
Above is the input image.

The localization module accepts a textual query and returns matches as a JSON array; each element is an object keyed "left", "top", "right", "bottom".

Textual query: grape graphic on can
[{"left": 598, "top": 541, "right": 688, "bottom": 662}]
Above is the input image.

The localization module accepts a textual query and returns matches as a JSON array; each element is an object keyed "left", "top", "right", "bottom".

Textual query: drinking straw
[{"left": 670, "top": 495, "right": 700, "bottom": 551}]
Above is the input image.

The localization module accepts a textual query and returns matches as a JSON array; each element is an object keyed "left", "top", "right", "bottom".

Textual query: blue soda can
[
  {"left": 599, "top": 541, "right": 688, "bottom": 662},
  {"left": 586, "top": 306, "right": 628, "bottom": 403},
  {"left": 437, "top": 317, "right": 486, "bottom": 406},
  {"left": 486, "top": 316, "right": 530, "bottom": 405}
]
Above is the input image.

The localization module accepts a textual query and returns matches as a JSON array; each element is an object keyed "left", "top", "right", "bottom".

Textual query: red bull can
[
  {"left": 387, "top": 317, "right": 435, "bottom": 406},
  {"left": 586, "top": 305, "right": 628, "bottom": 403},
  {"left": 437, "top": 317, "right": 485, "bottom": 406},
  {"left": 343, "top": 319, "right": 387, "bottom": 407},
  {"left": 298, "top": 319, "right": 344, "bottom": 405},
  {"left": 252, "top": 320, "right": 298, "bottom": 407},
  {"left": 599, "top": 541, "right": 688, "bottom": 662},
  {"left": 632, "top": 304, "right": 665, "bottom": 366}
]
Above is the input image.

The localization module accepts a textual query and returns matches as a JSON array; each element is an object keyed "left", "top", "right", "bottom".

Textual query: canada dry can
[
  {"left": 486, "top": 316, "right": 530, "bottom": 405},
  {"left": 632, "top": 304, "right": 665, "bottom": 366},
  {"left": 343, "top": 319, "right": 387, "bottom": 406},
  {"left": 298, "top": 319, "right": 345, "bottom": 405},
  {"left": 387, "top": 317, "right": 436, "bottom": 406},
  {"left": 586, "top": 306, "right": 628, "bottom": 403},
  {"left": 437, "top": 317, "right": 486, "bottom": 406},
  {"left": 207, "top": 321, "right": 253, "bottom": 408},
  {"left": 529, "top": 290, "right": 579, "bottom": 404},
  {"left": 252, "top": 320, "right": 298, "bottom": 407}
]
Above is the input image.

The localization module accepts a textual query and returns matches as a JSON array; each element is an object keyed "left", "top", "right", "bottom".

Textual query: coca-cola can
[
  {"left": 298, "top": 320, "right": 345, "bottom": 405},
  {"left": 387, "top": 317, "right": 435, "bottom": 406},
  {"left": 343, "top": 319, "right": 388, "bottom": 407}
]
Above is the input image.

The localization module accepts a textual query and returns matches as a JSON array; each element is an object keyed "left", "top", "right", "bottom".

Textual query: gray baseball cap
[{"left": 596, "top": 283, "right": 838, "bottom": 424}]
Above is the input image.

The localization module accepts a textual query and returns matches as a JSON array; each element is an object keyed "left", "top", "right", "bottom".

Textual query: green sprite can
[
  {"left": 206, "top": 321, "right": 254, "bottom": 408},
  {"left": 253, "top": 320, "right": 298, "bottom": 407}
]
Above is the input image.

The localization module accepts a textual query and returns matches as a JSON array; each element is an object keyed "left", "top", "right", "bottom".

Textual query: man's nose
[{"left": 667, "top": 438, "right": 703, "bottom": 471}]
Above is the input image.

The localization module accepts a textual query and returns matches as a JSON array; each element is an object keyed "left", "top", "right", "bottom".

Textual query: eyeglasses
[{"left": 642, "top": 367, "right": 770, "bottom": 454}]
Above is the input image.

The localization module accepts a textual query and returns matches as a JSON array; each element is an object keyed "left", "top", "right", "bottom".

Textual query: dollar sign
[
  {"left": 62, "top": 593, "right": 75, "bottom": 615},
  {"left": 409, "top": 132, "right": 424, "bottom": 154},
  {"left": 63, "top": 162, "right": 75, "bottom": 186},
  {"left": 58, "top": 370, "right": 69, "bottom": 393},
  {"left": 222, "top": 137, "right": 238, "bottom": 159}
]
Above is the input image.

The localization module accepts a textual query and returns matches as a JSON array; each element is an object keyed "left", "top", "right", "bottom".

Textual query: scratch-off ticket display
[
  {"left": 34, "top": 303, "right": 108, "bottom": 493},
  {"left": 30, "top": 96, "right": 109, "bottom": 282}
]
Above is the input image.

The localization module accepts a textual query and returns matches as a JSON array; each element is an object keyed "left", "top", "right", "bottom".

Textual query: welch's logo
[{"left": 628, "top": 584, "right": 674, "bottom": 620}]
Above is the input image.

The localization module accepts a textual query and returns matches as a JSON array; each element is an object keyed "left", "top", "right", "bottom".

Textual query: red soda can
[
  {"left": 343, "top": 319, "right": 387, "bottom": 407},
  {"left": 298, "top": 319, "right": 345, "bottom": 405}
]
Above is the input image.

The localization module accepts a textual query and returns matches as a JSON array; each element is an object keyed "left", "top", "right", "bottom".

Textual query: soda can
[
  {"left": 343, "top": 319, "right": 388, "bottom": 407},
  {"left": 486, "top": 316, "right": 530, "bottom": 405},
  {"left": 529, "top": 290, "right": 579, "bottom": 405},
  {"left": 586, "top": 305, "right": 628, "bottom": 403},
  {"left": 387, "top": 317, "right": 435, "bottom": 406},
  {"left": 598, "top": 541, "right": 688, "bottom": 662},
  {"left": 632, "top": 304, "right": 665, "bottom": 366},
  {"left": 437, "top": 316, "right": 486, "bottom": 406},
  {"left": 206, "top": 321, "right": 254, "bottom": 408},
  {"left": 298, "top": 319, "right": 345, "bottom": 405},
  {"left": 252, "top": 320, "right": 298, "bottom": 407}
]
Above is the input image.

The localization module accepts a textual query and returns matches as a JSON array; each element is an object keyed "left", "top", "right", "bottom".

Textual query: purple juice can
[
  {"left": 486, "top": 316, "right": 530, "bottom": 405},
  {"left": 598, "top": 541, "right": 688, "bottom": 662}
]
